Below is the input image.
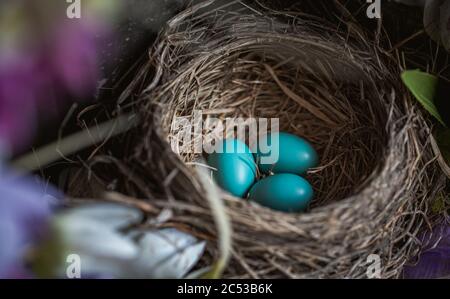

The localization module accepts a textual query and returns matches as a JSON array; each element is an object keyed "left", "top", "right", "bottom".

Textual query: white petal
[
  {"left": 131, "top": 228, "right": 206, "bottom": 278},
  {"left": 64, "top": 203, "right": 143, "bottom": 230},
  {"left": 57, "top": 214, "right": 138, "bottom": 260}
]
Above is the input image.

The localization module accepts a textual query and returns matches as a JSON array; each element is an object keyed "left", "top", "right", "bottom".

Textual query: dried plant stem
[
  {"left": 195, "top": 166, "right": 232, "bottom": 278},
  {"left": 12, "top": 113, "right": 139, "bottom": 172}
]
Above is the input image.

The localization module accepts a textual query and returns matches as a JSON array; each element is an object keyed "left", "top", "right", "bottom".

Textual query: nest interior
[
  {"left": 161, "top": 31, "right": 389, "bottom": 209},
  {"left": 71, "top": 0, "right": 446, "bottom": 278}
]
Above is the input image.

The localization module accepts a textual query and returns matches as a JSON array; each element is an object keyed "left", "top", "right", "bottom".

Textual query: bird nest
[{"left": 71, "top": 0, "right": 447, "bottom": 278}]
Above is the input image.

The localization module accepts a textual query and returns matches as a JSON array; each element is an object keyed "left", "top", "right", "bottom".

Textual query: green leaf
[
  {"left": 436, "top": 127, "right": 450, "bottom": 164},
  {"left": 423, "top": 0, "right": 443, "bottom": 44},
  {"left": 423, "top": 0, "right": 450, "bottom": 51},
  {"left": 401, "top": 70, "right": 446, "bottom": 126}
]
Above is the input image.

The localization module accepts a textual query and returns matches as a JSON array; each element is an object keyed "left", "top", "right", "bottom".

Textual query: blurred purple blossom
[
  {"left": 0, "top": 167, "right": 60, "bottom": 278},
  {"left": 403, "top": 220, "right": 450, "bottom": 279},
  {"left": 0, "top": 61, "right": 37, "bottom": 152},
  {"left": 0, "top": 18, "right": 102, "bottom": 153},
  {"left": 38, "top": 21, "right": 100, "bottom": 100}
]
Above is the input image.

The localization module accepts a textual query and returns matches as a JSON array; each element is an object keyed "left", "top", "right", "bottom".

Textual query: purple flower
[
  {"left": 0, "top": 60, "right": 37, "bottom": 152},
  {"left": 0, "top": 167, "right": 60, "bottom": 278},
  {"left": 0, "top": 19, "right": 101, "bottom": 152},
  {"left": 36, "top": 21, "right": 100, "bottom": 102},
  {"left": 403, "top": 220, "right": 450, "bottom": 279}
]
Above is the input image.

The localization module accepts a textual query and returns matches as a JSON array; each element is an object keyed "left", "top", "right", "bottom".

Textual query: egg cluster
[{"left": 207, "top": 132, "right": 318, "bottom": 213}]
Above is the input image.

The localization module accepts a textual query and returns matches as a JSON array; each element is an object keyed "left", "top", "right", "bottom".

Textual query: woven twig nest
[{"left": 78, "top": 1, "right": 447, "bottom": 278}]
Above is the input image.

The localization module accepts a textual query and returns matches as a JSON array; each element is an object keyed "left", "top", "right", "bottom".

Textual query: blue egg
[
  {"left": 214, "top": 138, "right": 254, "bottom": 158},
  {"left": 249, "top": 174, "right": 314, "bottom": 212},
  {"left": 255, "top": 132, "right": 318, "bottom": 175},
  {"left": 207, "top": 139, "right": 257, "bottom": 198}
]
